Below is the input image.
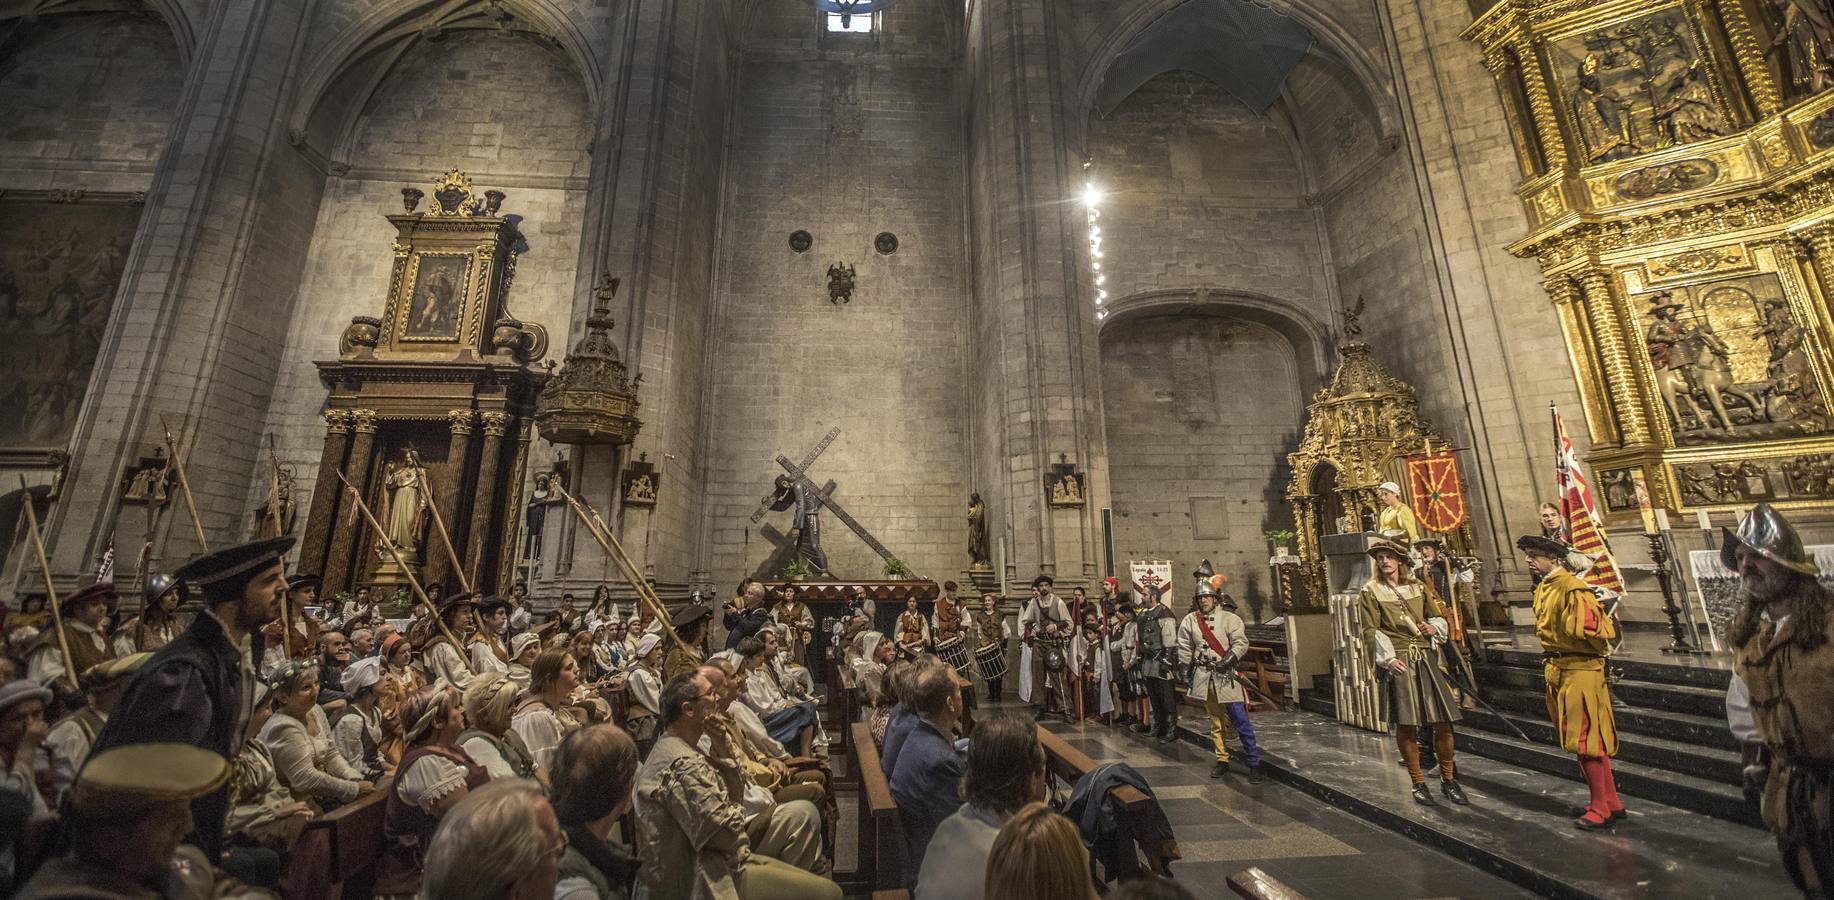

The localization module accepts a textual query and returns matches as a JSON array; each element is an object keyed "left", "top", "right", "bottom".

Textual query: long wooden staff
[
  {"left": 550, "top": 483, "right": 691, "bottom": 655},
  {"left": 159, "top": 417, "right": 208, "bottom": 554},
  {"left": 18, "top": 478, "right": 78, "bottom": 692},
  {"left": 407, "top": 451, "right": 472, "bottom": 595},
  {"left": 264, "top": 435, "right": 298, "bottom": 657},
  {"left": 335, "top": 471, "right": 472, "bottom": 677}
]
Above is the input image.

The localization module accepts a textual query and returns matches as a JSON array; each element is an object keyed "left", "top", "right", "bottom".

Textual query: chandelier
[{"left": 816, "top": 0, "right": 897, "bottom": 27}]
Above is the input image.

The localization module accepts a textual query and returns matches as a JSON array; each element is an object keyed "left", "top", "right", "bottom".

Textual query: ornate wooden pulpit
[{"left": 299, "top": 170, "right": 549, "bottom": 597}]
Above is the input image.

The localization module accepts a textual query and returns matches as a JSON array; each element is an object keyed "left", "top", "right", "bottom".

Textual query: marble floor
[{"left": 1031, "top": 713, "right": 1541, "bottom": 900}]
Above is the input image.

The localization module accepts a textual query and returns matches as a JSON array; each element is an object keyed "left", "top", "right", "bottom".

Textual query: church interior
[{"left": 1, "top": 0, "right": 1831, "bottom": 897}]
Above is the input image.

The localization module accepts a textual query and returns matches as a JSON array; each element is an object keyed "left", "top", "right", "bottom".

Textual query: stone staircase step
[
  {"left": 1482, "top": 685, "right": 1738, "bottom": 750},
  {"left": 1458, "top": 705, "right": 1743, "bottom": 786},
  {"left": 1484, "top": 647, "right": 1731, "bottom": 689},
  {"left": 1453, "top": 726, "right": 1759, "bottom": 827}
]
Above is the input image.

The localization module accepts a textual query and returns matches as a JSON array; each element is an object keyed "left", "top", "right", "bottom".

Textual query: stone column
[
  {"left": 324, "top": 409, "right": 378, "bottom": 594},
  {"left": 465, "top": 412, "right": 511, "bottom": 590},
  {"left": 299, "top": 410, "right": 352, "bottom": 578},
  {"left": 425, "top": 410, "right": 475, "bottom": 590},
  {"left": 1545, "top": 275, "right": 1618, "bottom": 446},
  {"left": 1577, "top": 269, "right": 1652, "bottom": 446}
]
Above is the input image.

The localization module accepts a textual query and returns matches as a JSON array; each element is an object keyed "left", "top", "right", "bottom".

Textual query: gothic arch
[
  {"left": 0, "top": 0, "right": 195, "bottom": 69},
  {"left": 286, "top": 0, "right": 601, "bottom": 172},
  {"left": 1097, "top": 288, "right": 1333, "bottom": 391},
  {"left": 1073, "top": 0, "right": 1400, "bottom": 148}
]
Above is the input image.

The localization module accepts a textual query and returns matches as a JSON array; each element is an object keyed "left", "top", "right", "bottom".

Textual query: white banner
[{"left": 1129, "top": 559, "right": 1174, "bottom": 602}]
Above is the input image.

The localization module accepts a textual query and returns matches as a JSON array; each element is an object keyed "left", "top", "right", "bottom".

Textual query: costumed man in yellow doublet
[
  {"left": 1519, "top": 534, "right": 1623, "bottom": 830},
  {"left": 1722, "top": 503, "right": 1834, "bottom": 896},
  {"left": 1376, "top": 481, "right": 1421, "bottom": 544},
  {"left": 1358, "top": 539, "right": 1468, "bottom": 806}
]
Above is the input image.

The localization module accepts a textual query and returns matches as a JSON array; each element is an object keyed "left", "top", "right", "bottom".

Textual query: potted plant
[
  {"left": 780, "top": 560, "right": 815, "bottom": 581},
  {"left": 1264, "top": 529, "right": 1297, "bottom": 557},
  {"left": 882, "top": 558, "right": 913, "bottom": 579}
]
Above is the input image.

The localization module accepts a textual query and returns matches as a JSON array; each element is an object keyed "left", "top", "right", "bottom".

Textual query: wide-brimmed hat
[
  {"left": 477, "top": 595, "right": 512, "bottom": 614},
  {"left": 1516, "top": 534, "right": 1569, "bottom": 559},
  {"left": 1366, "top": 538, "right": 1411, "bottom": 561},
  {"left": 58, "top": 581, "right": 117, "bottom": 618},
  {"left": 673, "top": 603, "right": 713, "bottom": 634},
  {"left": 1647, "top": 291, "right": 1684, "bottom": 314},
  {"left": 437, "top": 592, "right": 480, "bottom": 616},
  {"left": 175, "top": 536, "right": 296, "bottom": 590},
  {"left": 1721, "top": 502, "right": 1819, "bottom": 576},
  {"left": 1414, "top": 538, "right": 1446, "bottom": 552},
  {"left": 286, "top": 574, "right": 322, "bottom": 592},
  {"left": 71, "top": 744, "right": 230, "bottom": 813},
  {"left": 1031, "top": 574, "right": 1054, "bottom": 588},
  {"left": 0, "top": 680, "right": 51, "bottom": 716}
]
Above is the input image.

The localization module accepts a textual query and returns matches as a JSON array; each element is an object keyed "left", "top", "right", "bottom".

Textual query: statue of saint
[
  {"left": 967, "top": 492, "right": 990, "bottom": 570},
  {"left": 1775, "top": 0, "right": 1834, "bottom": 97},
  {"left": 769, "top": 474, "right": 828, "bottom": 575},
  {"left": 381, "top": 456, "right": 425, "bottom": 550}
]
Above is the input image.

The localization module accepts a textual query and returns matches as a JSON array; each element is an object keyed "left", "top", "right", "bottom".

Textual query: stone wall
[
  {"left": 0, "top": 13, "right": 184, "bottom": 192},
  {"left": 1100, "top": 315, "right": 1304, "bottom": 616},
  {"left": 260, "top": 29, "right": 592, "bottom": 555},
  {"left": 700, "top": 0, "right": 969, "bottom": 583}
]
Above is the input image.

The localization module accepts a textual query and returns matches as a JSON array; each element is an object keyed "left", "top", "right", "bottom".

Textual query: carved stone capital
[
  {"left": 324, "top": 409, "right": 353, "bottom": 434},
  {"left": 1542, "top": 274, "right": 1581, "bottom": 305},
  {"left": 351, "top": 409, "right": 380, "bottom": 434},
  {"left": 448, "top": 410, "right": 476, "bottom": 436},
  {"left": 480, "top": 411, "right": 510, "bottom": 436}
]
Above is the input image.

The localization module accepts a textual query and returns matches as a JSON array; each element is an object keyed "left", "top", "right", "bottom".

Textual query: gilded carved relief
[
  {"left": 1635, "top": 274, "right": 1829, "bottom": 442},
  {"left": 1673, "top": 453, "right": 1834, "bottom": 504},
  {"left": 1550, "top": 10, "right": 1726, "bottom": 164}
]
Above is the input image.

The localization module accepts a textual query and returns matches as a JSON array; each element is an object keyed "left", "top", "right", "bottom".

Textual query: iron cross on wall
[{"left": 749, "top": 427, "right": 902, "bottom": 577}]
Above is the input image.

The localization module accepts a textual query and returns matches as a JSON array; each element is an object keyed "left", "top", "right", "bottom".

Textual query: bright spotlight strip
[{"left": 1084, "top": 181, "right": 1107, "bottom": 320}]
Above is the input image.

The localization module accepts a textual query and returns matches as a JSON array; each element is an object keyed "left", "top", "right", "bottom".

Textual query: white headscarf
[
  {"left": 341, "top": 656, "right": 383, "bottom": 695},
  {"left": 635, "top": 633, "right": 662, "bottom": 659}
]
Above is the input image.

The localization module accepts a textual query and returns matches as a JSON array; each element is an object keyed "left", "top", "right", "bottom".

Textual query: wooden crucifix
[{"left": 756, "top": 428, "right": 904, "bottom": 577}]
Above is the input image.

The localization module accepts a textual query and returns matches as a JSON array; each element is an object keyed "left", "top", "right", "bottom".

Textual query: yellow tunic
[
  {"left": 1534, "top": 568, "right": 1618, "bottom": 757},
  {"left": 1377, "top": 502, "right": 1422, "bottom": 543}
]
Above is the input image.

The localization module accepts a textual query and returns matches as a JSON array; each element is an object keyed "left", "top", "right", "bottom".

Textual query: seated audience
[
  {"left": 507, "top": 631, "right": 542, "bottom": 692},
  {"left": 916, "top": 711, "right": 1048, "bottom": 900},
  {"left": 15, "top": 744, "right": 231, "bottom": 899},
  {"left": 44, "top": 652, "right": 151, "bottom": 796},
  {"left": 420, "top": 594, "right": 481, "bottom": 690},
  {"left": 229, "top": 681, "right": 315, "bottom": 852},
  {"left": 551, "top": 724, "right": 643, "bottom": 899},
  {"left": 512, "top": 650, "right": 584, "bottom": 771},
  {"left": 881, "top": 656, "right": 940, "bottom": 771},
  {"left": 984, "top": 802, "right": 1100, "bottom": 900},
  {"left": 421, "top": 778, "right": 562, "bottom": 900},
  {"left": 853, "top": 632, "right": 894, "bottom": 707},
  {"left": 331, "top": 655, "right": 391, "bottom": 781},
  {"left": 701, "top": 662, "right": 834, "bottom": 855},
  {"left": 316, "top": 629, "right": 352, "bottom": 709},
  {"left": 0, "top": 680, "right": 52, "bottom": 816},
  {"left": 870, "top": 659, "right": 914, "bottom": 751},
  {"left": 383, "top": 632, "right": 426, "bottom": 696},
  {"left": 259, "top": 660, "right": 372, "bottom": 809},
  {"left": 470, "top": 596, "right": 513, "bottom": 677},
  {"left": 633, "top": 671, "right": 842, "bottom": 900},
  {"left": 735, "top": 637, "right": 819, "bottom": 756},
  {"left": 624, "top": 634, "right": 664, "bottom": 754},
  {"left": 373, "top": 684, "right": 488, "bottom": 897},
  {"left": 349, "top": 626, "right": 376, "bottom": 659},
  {"left": 889, "top": 661, "right": 968, "bottom": 884},
  {"left": 462, "top": 671, "right": 543, "bottom": 782}
]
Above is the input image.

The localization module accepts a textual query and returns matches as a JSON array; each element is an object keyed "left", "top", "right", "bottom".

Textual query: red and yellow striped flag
[{"left": 1552, "top": 404, "right": 1623, "bottom": 594}]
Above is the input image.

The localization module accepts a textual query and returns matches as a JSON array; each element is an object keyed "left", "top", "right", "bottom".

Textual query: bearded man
[{"left": 1723, "top": 503, "right": 1834, "bottom": 896}]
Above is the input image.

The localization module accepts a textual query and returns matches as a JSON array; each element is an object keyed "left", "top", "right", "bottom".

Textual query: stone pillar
[
  {"left": 324, "top": 409, "right": 378, "bottom": 594},
  {"left": 1576, "top": 269, "right": 1652, "bottom": 446},
  {"left": 1545, "top": 275, "right": 1618, "bottom": 446},
  {"left": 425, "top": 410, "right": 475, "bottom": 590},
  {"left": 465, "top": 412, "right": 511, "bottom": 590},
  {"left": 299, "top": 410, "right": 352, "bottom": 578},
  {"left": 1717, "top": 0, "right": 1783, "bottom": 118}
]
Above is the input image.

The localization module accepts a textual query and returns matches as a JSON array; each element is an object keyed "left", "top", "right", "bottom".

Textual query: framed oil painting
[
  {"left": 403, "top": 253, "right": 469, "bottom": 341},
  {"left": 0, "top": 196, "right": 140, "bottom": 450}
]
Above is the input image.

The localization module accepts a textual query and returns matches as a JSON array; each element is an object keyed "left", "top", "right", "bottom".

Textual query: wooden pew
[
  {"left": 843, "top": 720, "right": 905, "bottom": 892},
  {"left": 1035, "top": 727, "right": 1177, "bottom": 882},
  {"left": 1228, "top": 866, "right": 1307, "bottom": 899},
  {"left": 285, "top": 780, "right": 392, "bottom": 900},
  {"left": 871, "top": 891, "right": 912, "bottom": 900}
]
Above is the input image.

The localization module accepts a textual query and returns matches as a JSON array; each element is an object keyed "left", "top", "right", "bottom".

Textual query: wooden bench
[
  {"left": 871, "top": 891, "right": 912, "bottom": 900},
  {"left": 842, "top": 720, "right": 906, "bottom": 893},
  {"left": 1035, "top": 727, "right": 1177, "bottom": 882},
  {"left": 1228, "top": 866, "right": 1306, "bottom": 899},
  {"left": 285, "top": 780, "right": 391, "bottom": 900}
]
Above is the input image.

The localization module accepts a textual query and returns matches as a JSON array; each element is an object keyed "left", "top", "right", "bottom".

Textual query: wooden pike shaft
[
  {"left": 410, "top": 453, "right": 471, "bottom": 594},
  {"left": 335, "top": 471, "right": 472, "bottom": 676},
  {"left": 18, "top": 477, "right": 78, "bottom": 691},
  {"left": 551, "top": 483, "right": 690, "bottom": 655},
  {"left": 160, "top": 417, "right": 209, "bottom": 554},
  {"left": 266, "top": 435, "right": 295, "bottom": 656}
]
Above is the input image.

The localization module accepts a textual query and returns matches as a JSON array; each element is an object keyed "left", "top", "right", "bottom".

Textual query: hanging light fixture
[{"left": 816, "top": 0, "right": 897, "bottom": 28}]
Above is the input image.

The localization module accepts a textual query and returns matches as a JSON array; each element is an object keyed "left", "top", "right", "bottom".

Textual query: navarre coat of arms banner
[{"left": 1405, "top": 450, "right": 1468, "bottom": 532}]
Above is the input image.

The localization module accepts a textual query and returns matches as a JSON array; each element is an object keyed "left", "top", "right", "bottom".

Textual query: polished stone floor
[{"left": 1034, "top": 714, "right": 1541, "bottom": 899}]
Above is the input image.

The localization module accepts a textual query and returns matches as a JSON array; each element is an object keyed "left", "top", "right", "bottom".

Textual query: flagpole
[
  {"left": 18, "top": 478, "right": 79, "bottom": 692},
  {"left": 160, "top": 417, "right": 209, "bottom": 554}
]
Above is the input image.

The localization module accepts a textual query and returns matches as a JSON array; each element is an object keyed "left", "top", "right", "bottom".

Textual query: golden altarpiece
[
  {"left": 1469, "top": 0, "right": 1834, "bottom": 519},
  {"left": 298, "top": 170, "right": 549, "bottom": 596}
]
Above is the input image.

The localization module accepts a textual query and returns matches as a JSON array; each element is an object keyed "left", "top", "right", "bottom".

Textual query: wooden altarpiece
[{"left": 298, "top": 170, "right": 549, "bottom": 597}]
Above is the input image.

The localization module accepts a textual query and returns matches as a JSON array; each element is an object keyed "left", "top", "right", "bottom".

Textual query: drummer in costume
[
  {"left": 1133, "top": 586, "right": 1181, "bottom": 742},
  {"left": 419, "top": 593, "right": 478, "bottom": 690},
  {"left": 1721, "top": 503, "right": 1834, "bottom": 893},
  {"left": 1019, "top": 574, "right": 1073, "bottom": 719},
  {"left": 931, "top": 585, "right": 976, "bottom": 731},
  {"left": 895, "top": 595, "right": 931, "bottom": 659},
  {"left": 1519, "top": 533, "right": 1623, "bottom": 828},
  {"left": 93, "top": 535, "right": 294, "bottom": 860},
  {"left": 1179, "top": 572, "right": 1262, "bottom": 782},
  {"left": 1359, "top": 538, "right": 1469, "bottom": 806},
  {"left": 468, "top": 595, "right": 513, "bottom": 677},
  {"left": 970, "top": 593, "right": 1011, "bottom": 702}
]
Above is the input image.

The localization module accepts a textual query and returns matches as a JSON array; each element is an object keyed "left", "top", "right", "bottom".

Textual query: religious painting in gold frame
[{"left": 398, "top": 253, "right": 472, "bottom": 343}]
